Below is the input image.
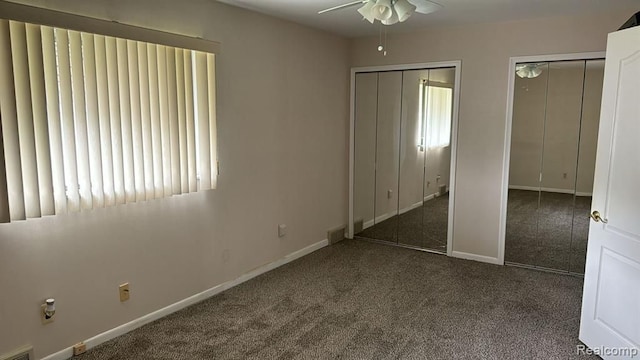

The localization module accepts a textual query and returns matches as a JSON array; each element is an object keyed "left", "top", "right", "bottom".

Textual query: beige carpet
[{"left": 78, "top": 240, "right": 595, "bottom": 359}]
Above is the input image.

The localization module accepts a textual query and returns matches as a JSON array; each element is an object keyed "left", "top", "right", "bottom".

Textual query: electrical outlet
[
  {"left": 119, "top": 283, "right": 130, "bottom": 302},
  {"left": 278, "top": 224, "right": 287, "bottom": 237},
  {"left": 72, "top": 342, "right": 87, "bottom": 356},
  {"left": 40, "top": 304, "right": 54, "bottom": 325}
]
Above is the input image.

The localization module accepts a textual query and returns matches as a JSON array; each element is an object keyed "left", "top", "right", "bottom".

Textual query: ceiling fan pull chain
[
  {"left": 384, "top": 26, "right": 388, "bottom": 56},
  {"left": 378, "top": 22, "right": 384, "bottom": 52}
]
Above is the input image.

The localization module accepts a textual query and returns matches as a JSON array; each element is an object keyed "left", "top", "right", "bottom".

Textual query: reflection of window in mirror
[{"left": 422, "top": 82, "right": 453, "bottom": 148}]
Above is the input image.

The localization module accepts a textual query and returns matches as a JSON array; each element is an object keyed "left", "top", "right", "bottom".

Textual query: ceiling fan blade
[
  {"left": 408, "top": 0, "right": 443, "bottom": 15},
  {"left": 318, "top": 1, "right": 365, "bottom": 14}
]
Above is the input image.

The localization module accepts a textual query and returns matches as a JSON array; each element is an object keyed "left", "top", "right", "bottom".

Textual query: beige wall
[
  {"left": 509, "top": 65, "right": 548, "bottom": 189},
  {"left": 351, "top": 10, "right": 635, "bottom": 259},
  {"left": 374, "top": 71, "right": 402, "bottom": 221},
  {"left": 541, "top": 61, "right": 585, "bottom": 192},
  {"left": 509, "top": 60, "right": 604, "bottom": 195},
  {"left": 354, "top": 72, "right": 377, "bottom": 225},
  {"left": 424, "top": 146, "right": 451, "bottom": 197},
  {"left": 0, "top": 0, "right": 349, "bottom": 358},
  {"left": 577, "top": 60, "right": 605, "bottom": 195}
]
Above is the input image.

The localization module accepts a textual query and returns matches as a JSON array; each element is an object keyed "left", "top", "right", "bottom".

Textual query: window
[
  {"left": 424, "top": 84, "right": 452, "bottom": 148},
  {"left": 0, "top": 15, "right": 218, "bottom": 222}
]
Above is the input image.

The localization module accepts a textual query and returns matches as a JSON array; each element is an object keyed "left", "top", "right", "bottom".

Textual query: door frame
[
  {"left": 499, "top": 52, "right": 606, "bottom": 265},
  {"left": 348, "top": 60, "right": 462, "bottom": 257}
]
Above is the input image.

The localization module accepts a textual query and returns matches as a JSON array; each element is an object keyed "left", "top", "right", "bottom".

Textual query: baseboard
[
  {"left": 363, "top": 219, "right": 374, "bottom": 230},
  {"left": 509, "top": 185, "right": 592, "bottom": 197},
  {"left": 398, "top": 200, "right": 423, "bottom": 215},
  {"left": 451, "top": 251, "right": 502, "bottom": 265},
  {"left": 375, "top": 210, "right": 397, "bottom": 224},
  {"left": 41, "top": 239, "right": 329, "bottom": 360},
  {"left": 423, "top": 193, "right": 435, "bottom": 202}
]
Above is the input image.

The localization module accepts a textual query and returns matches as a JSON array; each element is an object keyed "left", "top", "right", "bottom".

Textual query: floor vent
[
  {"left": 328, "top": 226, "right": 346, "bottom": 245},
  {"left": 438, "top": 184, "right": 447, "bottom": 196},
  {"left": 1, "top": 346, "right": 33, "bottom": 360}
]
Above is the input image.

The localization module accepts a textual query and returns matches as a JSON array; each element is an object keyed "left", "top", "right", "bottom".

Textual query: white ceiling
[{"left": 217, "top": 0, "right": 640, "bottom": 38}]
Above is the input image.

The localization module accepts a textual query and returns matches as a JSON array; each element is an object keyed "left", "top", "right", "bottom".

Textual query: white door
[{"left": 579, "top": 26, "right": 640, "bottom": 359}]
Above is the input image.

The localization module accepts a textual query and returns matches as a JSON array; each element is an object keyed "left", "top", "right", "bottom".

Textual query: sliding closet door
[
  {"left": 570, "top": 59, "right": 605, "bottom": 273},
  {"left": 353, "top": 73, "right": 378, "bottom": 234},
  {"left": 353, "top": 67, "right": 456, "bottom": 250},
  {"left": 537, "top": 60, "right": 585, "bottom": 271},
  {"left": 373, "top": 71, "right": 402, "bottom": 243},
  {"left": 397, "top": 69, "right": 428, "bottom": 247},
  {"left": 506, "top": 59, "right": 603, "bottom": 274},
  {"left": 422, "top": 68, "right": 454, "bottom": 252},
  {"left": 506, "top": 63, "right": 548, "bottom": 266}
]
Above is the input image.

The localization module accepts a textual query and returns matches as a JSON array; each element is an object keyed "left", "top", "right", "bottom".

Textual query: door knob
[{"left": 590, "top": 210, "right": 608, "bottom": 224}]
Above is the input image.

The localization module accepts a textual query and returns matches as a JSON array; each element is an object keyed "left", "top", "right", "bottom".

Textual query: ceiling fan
[
  {"left": 318, "top": 0, "right": 443, "bottom": 25},
  {"left": 516, "top": 63, "right": 546, "bottom": 79}
]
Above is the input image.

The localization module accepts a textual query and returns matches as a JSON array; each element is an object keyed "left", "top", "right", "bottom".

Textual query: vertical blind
[
  {"left": 425, "top": 85, "right": 453, "bottom": 148},
  {"left": 0, "top": 20, "right": 217, "bottom": 223}
]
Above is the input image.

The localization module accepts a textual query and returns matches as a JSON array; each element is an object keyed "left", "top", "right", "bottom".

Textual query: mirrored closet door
[
  {"left": 353, "top": 67, "right": 456, "bottom": 253},
  {"left": 506, "top": 59, "right": 605, "bottom": 274}
]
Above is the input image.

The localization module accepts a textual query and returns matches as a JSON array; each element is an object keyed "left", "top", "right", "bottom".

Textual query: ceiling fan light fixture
[
  {"left": 382, "top": 7, "right": 399, "bottom": 25},
  {"left": 531, "top": 67, "right": 543, "bottom": 78},
  {"left": 515, "top": 63, "right": 545, "bottom": 79},
  {"left": 372, "top": 0, "right": 393, "bottom": 21},
  {"left": 357, "top": 1, "right": 377, "bottom": 23},
  {"left": 394, "top": 0, "right": 416, "bottom": 22}
]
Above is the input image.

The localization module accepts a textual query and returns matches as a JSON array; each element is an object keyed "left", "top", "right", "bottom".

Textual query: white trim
[
  {"left": 508, "top": 185, "right": 592, "bottom": 197},
  {"left": 447, "top": 63, "right": 462, "bottom": 257},
  {"left": 499, "top": 51, "right": 606, "bottom": 265},
  {"left": 375, "top": 210, "right": 398, "bottom": 224},
  {"left": 424, "top": 193, "right": 435, "bottom": 202},
  {"left": 41, "top": 239, "right": 329, "bottom": 360},
  {"left": 452, "top": 251, "right": 502, "bottom": 265},
  {"left": 351, "top": 61, "right": 461, "bottom": 74},
  {"left": 0, "top": 1, "right": 220, "bottom": 53},
  {"left": 348, "top": 60, "right": 461, "bottom": 259},
  {"left": 348, "top": 65, "right": 356, "bottom": 239},
  {"left": 360, "top": 197, "right": 434, "bottom": 230},
  {"left": 399, "top": 200, "right": 423, "bottom": 215},
  {"left": 363, "top": 219, "right": 374, "bottom": 230}
]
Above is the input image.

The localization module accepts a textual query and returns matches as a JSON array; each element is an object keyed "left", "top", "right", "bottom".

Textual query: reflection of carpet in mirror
[
  {"left": 505, "top": 189, "right": 590, "bottom": 274},
  {"left": 356, "top": 194, "right": 449, "bottom": 253}
]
